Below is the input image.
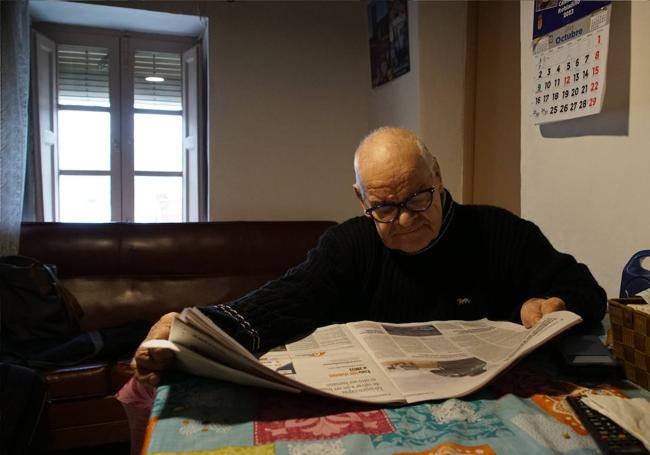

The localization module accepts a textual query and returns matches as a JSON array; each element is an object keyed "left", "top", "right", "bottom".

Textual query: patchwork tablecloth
[{"left": 143, "top": 360, "right": 649, "bottom": 455}]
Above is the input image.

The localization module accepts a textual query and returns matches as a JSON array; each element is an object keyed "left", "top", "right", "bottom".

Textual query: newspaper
[{"left": 143, "top": 309, "right": 582, "bottom": 404}]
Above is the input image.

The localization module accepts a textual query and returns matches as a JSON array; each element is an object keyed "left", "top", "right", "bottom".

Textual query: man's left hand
[{"left": 520, "top": 297, "right": 566, "bottom": 328}]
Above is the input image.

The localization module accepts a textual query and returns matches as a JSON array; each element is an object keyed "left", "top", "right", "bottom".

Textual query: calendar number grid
[{"left": 531, "top": 6, "right": 610, "bottom": 124}]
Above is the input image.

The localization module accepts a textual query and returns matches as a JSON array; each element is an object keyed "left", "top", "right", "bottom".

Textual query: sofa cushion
[
  {"left": 63, "top": 274, "right": 277, "bottom": 330},
  {"left": 46, "top": 395, "right": 126, "bottom": 430},
  {"left": 46, "top": 363, "right": 111, "bottom": 400},
  {"left": 46, "top": 361, "right": 134, "bottom": 402}
]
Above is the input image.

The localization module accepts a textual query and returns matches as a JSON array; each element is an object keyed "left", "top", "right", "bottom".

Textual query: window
[{"left": 32, "top": 25, "right": 204, "bottom": 222}]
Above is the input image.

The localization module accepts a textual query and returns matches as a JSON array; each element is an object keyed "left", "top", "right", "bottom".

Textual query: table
[{"left": 142, "top": 353, "right": 649, "bottom": 455}]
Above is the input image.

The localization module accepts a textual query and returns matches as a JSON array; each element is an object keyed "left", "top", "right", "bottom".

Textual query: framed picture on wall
[{"left": 368, "top": 0, "right": 410, "bottom": 88}]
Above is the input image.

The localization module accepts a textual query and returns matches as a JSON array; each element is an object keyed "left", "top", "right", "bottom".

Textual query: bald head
[{"left": 354, "top": 127, "right": 439, "bottom": 197}]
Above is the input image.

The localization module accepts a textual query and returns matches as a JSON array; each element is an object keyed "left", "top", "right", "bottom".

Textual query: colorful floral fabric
[{"left": 144, "top": 364, "right": 649, "bottom": 455}]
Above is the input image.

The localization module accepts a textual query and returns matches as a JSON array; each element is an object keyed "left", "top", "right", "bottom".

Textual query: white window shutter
[
  {"left": 182, "top": 44, "right": 201, "bottom": 221},
  {"left": 31, "top": 31, "right": 58, "bottom": 221},
  {"left": 57, "top": 45, "right": 110, "bottom": 106},
  {"left": 134, "top": 50, "right": 182, "bottom": 110}
]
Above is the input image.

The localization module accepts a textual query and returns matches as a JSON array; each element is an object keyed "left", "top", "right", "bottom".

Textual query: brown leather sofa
[{"left": 17, "top": 220, "right": 336, "bottom": 451}]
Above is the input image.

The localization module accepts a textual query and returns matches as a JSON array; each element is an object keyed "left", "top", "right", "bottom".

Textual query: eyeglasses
[{"left": 364, "top": 186, "right": 436, "bottom": 223}]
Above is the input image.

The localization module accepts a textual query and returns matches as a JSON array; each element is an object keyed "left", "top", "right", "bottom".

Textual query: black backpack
[{"left": 0, "top": 256, "right": 83, "bottom": 347}]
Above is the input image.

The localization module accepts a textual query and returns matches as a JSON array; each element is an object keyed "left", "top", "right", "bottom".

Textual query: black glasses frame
[{"left": 364, "top": 186, "right": 436, "bottom": 223}]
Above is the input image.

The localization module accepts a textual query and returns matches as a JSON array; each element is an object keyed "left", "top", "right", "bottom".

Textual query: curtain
[{"left": 0, "top": 0, "right": 31, "bottom": 255}]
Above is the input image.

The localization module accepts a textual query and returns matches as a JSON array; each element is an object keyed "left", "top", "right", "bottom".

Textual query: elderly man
[{"left": 133, "top": 127, "right": 606, "bottom": 386}]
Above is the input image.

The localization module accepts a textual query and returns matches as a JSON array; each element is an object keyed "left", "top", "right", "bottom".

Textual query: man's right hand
[{"left": 131, "top": 312, "right": 178, "bottom": 386}]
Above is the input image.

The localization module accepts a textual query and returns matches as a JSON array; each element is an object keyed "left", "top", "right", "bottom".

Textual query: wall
[
  {"left": 418, "top": 2, "right": 470, "bottom": 202},
  {"left": 368, "top": 2, "right": 471, "bottom": 202},
  {"left": 520, "top": 2, "right": 650, "bottom": 297},
  {"left": 473, "top": 2, "right": 520, "bottom": 214},
  {"left": 207, "top": 2, "right": 369, "bottom": 222}
]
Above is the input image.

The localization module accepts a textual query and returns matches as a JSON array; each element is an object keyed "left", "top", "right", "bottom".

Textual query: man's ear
[
  {"left": 353, "top": 184, "right": 363, "bottom": 201},
  {"left": 432, "top": 158, "right": 444, "bottom": 193},
  {"left": 352, "top": 184, "right": 368, "bottom": 213}
]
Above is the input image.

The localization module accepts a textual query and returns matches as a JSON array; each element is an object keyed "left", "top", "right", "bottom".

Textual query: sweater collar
[{"left": 399, "top": 188, "right": 456, "bottom": 256}]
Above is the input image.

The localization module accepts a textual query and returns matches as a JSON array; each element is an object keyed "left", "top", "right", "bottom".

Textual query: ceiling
[{"left": 29, "top": 0, "right": 206, "bottom": 37}]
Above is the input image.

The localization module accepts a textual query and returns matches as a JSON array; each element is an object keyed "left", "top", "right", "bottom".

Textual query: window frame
[{"left": 31, "top": 23, "right": 205, "bottom": 222}]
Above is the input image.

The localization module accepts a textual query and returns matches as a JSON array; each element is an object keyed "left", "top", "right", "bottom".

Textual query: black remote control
[{"left": 566, "top": 395, "right": 649, "bottom": 454}]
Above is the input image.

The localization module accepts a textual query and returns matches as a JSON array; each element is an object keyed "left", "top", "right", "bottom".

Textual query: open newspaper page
[
  {"left": 143, "top": 308, "right": 580, "bottom": 404},
  {"left": 260, "top": 324, "right": 403, "bottom": 402},
  {"left": 347, "top": 310, "right": 582, "bottom": 403},
  {"left": 145, "top": 308, "right": 405, "bottom": 404}
]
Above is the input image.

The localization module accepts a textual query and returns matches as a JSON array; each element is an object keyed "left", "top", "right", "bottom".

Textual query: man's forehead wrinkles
[
  {"left": 363, "top": 167, "right": 428, "bottom": 195},
  {"left": 365, "top": 181, "right": 411, "bottom": 204}
]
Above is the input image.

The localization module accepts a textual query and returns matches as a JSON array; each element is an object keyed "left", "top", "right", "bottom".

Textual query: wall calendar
[{"left": 531, "top": 1, "right": 611, "bottom": 124}]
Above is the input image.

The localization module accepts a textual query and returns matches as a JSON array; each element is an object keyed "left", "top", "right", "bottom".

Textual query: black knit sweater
[{"left": 201, "top": 196, "right": 606, "bottom": 353}]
